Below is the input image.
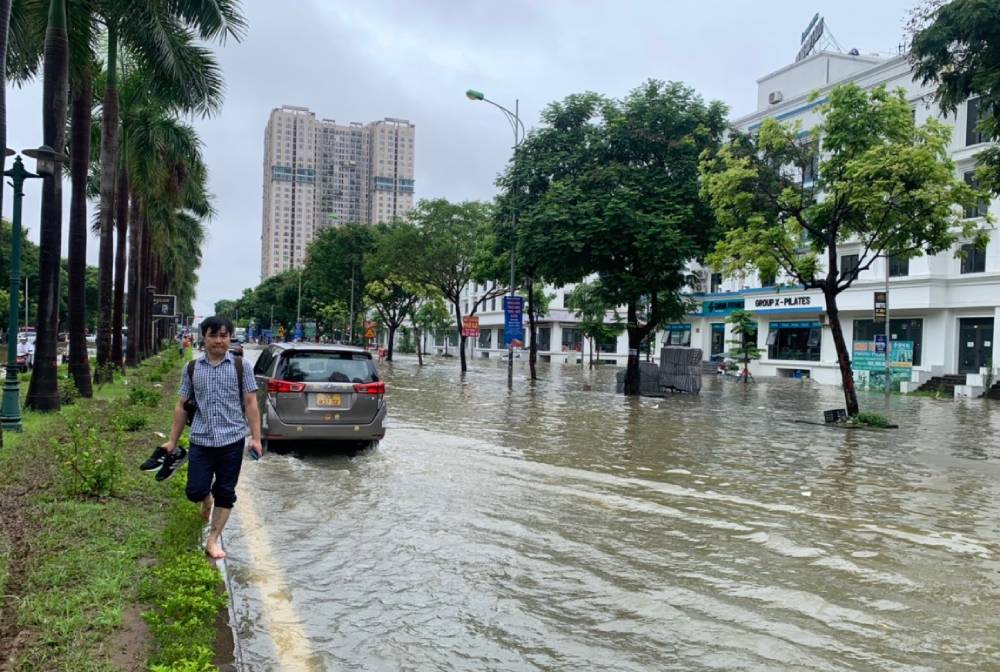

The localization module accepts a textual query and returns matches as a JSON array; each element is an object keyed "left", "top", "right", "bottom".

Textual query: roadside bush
[
  {"left": 112, "top": 407, "right": 149, "bottom": 432},
  {"left": 143, "top": 551, "right": 226, "bottom": 670},
  {"left": 854, "top": 411, "right": 891, "bottom": 428},
  {"left": 51, "top": 423, "right": 124, "bottom": 497},
  {"left": 58, "top": 376, "right": 80, "bottom": 406},
  {"left": 148, "top": 371, "right": 164, "bottom": 383},
  {"left": 129, "top": 386, "right": 160, "bottom": 408}
]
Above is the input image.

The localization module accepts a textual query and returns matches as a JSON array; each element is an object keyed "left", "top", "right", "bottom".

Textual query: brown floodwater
[{"left": 223, "top": 352, "right": 1000, "bottom": 671}]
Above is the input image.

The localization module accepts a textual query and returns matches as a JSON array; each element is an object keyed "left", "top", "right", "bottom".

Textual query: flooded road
[{"left": 225, "top": 353, "right": 1000, "bottom": 671}]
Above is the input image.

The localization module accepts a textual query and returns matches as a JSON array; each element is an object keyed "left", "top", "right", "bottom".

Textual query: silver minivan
[{"left": 253, "top": 343, "right": 387, "bottom": 450}]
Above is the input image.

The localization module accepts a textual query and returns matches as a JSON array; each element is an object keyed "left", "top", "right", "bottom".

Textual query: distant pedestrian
[{"left": 141, "top": 315, "right": 262, "bottom": 559}]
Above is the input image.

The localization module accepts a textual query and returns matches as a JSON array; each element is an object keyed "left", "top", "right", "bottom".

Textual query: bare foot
[
  {"left": 200, "top": 496, "right": 214, "bottom": 522},
  {"left": 205, "top": 536, "right": 226, "bottom": 559}
]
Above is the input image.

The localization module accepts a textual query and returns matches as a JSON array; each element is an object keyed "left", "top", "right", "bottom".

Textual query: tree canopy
[{"left": 701, "top": 83, "right": 985, "bottom": 415}]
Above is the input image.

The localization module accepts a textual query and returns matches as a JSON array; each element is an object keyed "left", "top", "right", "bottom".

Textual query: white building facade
[{"left": 661, "top": 50, "right": 998, "bottom": 395}]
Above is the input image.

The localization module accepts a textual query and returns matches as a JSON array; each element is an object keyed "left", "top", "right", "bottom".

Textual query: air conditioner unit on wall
[{"left": 768, "top": 90, "right": 784, "bottom": 105}]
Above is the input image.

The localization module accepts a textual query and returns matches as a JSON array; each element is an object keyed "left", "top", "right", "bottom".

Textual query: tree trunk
[
  {"left": 25, "top": 0, "right": 69, "bottom": 412},
  {"left": 0, "top": 0, "right": 10, "bottom": 227},
  {"left": 589, "top": 337, "right": 595, "bottom": 368},
  {"left": 416, "top": 327, "right": 423, "bottom": 366},
  {"left": 824, "top": 289, "right": 860, "bottom": 416},
  {"left": 527, "top": 278, "right": 537, "bottom": 380},
  {"left": 111, "top": 164, "right": 128, "bottom": 369},
  {"left": 387, "top": 324, "right": 396, "bottom": 361},
  {"left": 139, "top": 219, "right": 151, "bottom": 359},
  {"left": 125, "top": 194, "right": 142, "bottom": 366},
  {"left": 623, "top": 300, "right": 642, "bottom": 396},
  {"left": 94, "top": 23, "right": 118, "bottom": 384},
  {"left": 67, "top": 74, "right": 92, "bottom": 398},
  {"left": 454, "top": 301, "right": 467, "bottom": 372}
]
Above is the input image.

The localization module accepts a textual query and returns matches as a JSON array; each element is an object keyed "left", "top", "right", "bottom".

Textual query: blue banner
[{"left": 503, "top": 296, "right": 524, "bottom": 347}]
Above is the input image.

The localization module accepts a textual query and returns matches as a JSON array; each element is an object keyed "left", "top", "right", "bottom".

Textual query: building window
[
  {"left": 853, "top": 318, "right": 923, "bottom": 366},
  {"left": 966, "top": 97, "right": 986, "bottom": 146},
  {"left": 537, "top": 327, "right": 551, "bottom": 351},
  {"left": 664, "top": 323, "right": 692, "bottom": 347},
  {"left": 478, "top": 329, "right": 492, "bottom": 349},
  {"left": 888, "top": 255, "right": 909, "bottom": 277},
  {"left": 766, "top": 321, "right": 821, "bottom": 361},
  {"left": 960, "top": 243, "right": 986, "bottom": 274},
  {"left": 561, "top": 328, "right": 583, "bottom": 352},
  {"left": 963, "top": 171, "right": 989, "bottom": 219},
  {"left": 840, "top": 254, "right": 860, "bottom": 281},
  {"left": 710, "top": 272, "right": 722, "bottom": 293}
]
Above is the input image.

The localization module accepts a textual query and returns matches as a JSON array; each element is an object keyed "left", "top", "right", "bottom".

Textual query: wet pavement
[{"left": 224, "top": 352, "right": 1000, "bottom": 671}]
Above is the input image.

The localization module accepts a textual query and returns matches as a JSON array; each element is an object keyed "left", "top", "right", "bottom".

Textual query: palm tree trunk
[
  {"left": 111, "top": 163, "right": 128, "bottom": 369},
  {"left": 0, "top": 0, "right": 11, "bottom": 223},
  {"left": 67, "top": 74, "right": 93, "bottom": 397},
  {"left": 140, "top": 222, "right": 151, "bottom": 358},
  {"left": 94, "top": 22, "right": 117, "bottom": 384},
  {"left": 125, "top": 193, "right": 142, "bottom": 366},
  {"left": 25, "top": 0, "right": 69, "bottom": 412}
]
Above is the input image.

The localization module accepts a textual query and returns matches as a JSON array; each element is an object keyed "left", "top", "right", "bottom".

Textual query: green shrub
[
  {"left": 51, "top": 423, "right": 124, "bottom": 497},
  {"left": 58, "top": 376, "right": 80, "bottom": 406},
  {"left": 129, "top": 386, "right": 160, "bottom": 408},
  {"left": 148, "top": 371, "right": 164, "bottom": 383},
  {"left": 854, "top": 411, "right": 891, "bottom": 428},
  {"left": 112, "top": 408, "right": 149, "bottom": 432}
]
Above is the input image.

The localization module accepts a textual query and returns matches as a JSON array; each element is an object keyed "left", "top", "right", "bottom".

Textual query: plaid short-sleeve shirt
[{"left": 178, "top": 352, "right": 258, "bottom": 448}]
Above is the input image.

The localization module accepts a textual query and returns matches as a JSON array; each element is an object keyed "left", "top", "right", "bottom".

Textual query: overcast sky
[{"left": 4, "top": 0, "right": 919, "bottom": 318}]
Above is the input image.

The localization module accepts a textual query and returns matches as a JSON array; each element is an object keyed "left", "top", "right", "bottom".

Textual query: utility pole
[{"left": 348, "top": 261, "right": 355, "bottom": 343}]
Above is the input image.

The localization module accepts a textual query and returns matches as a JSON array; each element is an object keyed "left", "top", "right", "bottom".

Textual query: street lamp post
[
  {"left": 465, "top": 89, "right": 526, "bottom": 389},
  {"left": 2, "top": 147, "right": 59, "bottom": 430}
]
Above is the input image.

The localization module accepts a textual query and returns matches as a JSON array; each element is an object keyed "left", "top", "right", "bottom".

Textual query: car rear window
[{"left": 279, "top": 351, "right": 378, "bottom": 383}]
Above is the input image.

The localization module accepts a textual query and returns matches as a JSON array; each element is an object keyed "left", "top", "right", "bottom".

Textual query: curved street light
[{"left": 465, "top": 89, "right": 526, "bottom": 389}]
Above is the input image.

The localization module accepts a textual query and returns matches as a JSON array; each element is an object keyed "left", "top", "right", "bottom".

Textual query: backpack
[{"left": 183, "top": 355, "right": 245, "bottom": 426}]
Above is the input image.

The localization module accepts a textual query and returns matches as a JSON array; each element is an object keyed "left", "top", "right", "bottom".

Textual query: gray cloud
[{"left": 3, "top": 0, "right": 916, "bottom": 318}]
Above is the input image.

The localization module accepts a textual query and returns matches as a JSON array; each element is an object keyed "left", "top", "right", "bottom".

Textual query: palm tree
[
  {"left": 93, "top": 0, "right": 243, "bottom": 381},
  {"left": 24, "top": 0, "right": 68, "bottom": 412}
]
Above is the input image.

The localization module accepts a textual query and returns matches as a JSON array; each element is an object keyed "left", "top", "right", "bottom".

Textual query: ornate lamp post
[
  {"left": 2, "top": 145, "right": 62, "bottom": 430},
  {"left": 465, "top": 89, "right": 526, "bottom": 389}
]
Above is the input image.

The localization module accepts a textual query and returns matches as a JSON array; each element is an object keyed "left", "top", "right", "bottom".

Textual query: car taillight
[
  {"left": 353, "top": 381, "right": 385, "bottom": 395},
  {"left": 267, "top": 379, "right": 306, "bottom": 393}
]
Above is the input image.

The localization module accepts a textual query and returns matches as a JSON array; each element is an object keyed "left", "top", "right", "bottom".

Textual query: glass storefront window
[
  {"left": 561, "top": 327, "right": 582, "bottom": 352},
  {"left": 664, "top": 324, "right": 692, "bottom": 347},
  {"left": 852, "top": 318, "right": 923, "bottom": 366},
  {"left": 767, "top": 321, "right": 821, "bottom": 361},
  {"left": 478, "top": 329, "right": 492, "bottom": 348},
  {"left": 537, "top": 327, "right": 551, "bottom": 351}
]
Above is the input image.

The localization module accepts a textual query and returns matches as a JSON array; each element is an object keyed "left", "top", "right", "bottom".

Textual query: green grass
[{"left": 0, "top": 346, "right": 222, "bottom": 671}]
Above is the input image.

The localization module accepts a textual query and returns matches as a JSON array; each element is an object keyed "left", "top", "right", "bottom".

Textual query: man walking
[{"left": 156, "top": 315, "right": 262, "bottom": 559}]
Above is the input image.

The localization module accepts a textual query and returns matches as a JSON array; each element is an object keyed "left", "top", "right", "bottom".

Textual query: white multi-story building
[
  {"left": 662, "top": 49, "right": 998, "bottom": 396},
  {"left": 261, "top": 106, "right": 416, "bottom": 279}
]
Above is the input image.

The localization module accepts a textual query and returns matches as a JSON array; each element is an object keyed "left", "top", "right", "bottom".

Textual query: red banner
[{"left": 461, "top": 315, "right": 480, "bottom": 337}]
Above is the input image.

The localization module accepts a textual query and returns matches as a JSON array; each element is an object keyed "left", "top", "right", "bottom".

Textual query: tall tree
[
  {"left": 515, "top": 81, "right": 727, "bottom": 395},
  {"left": 24, "top": 0, "right": 69, "bottom": 411},
  {"left": 363, "top": 220, "right": 422, "bottom": 360},
  {"left": 910, "top": 0, "right": 1000, "bottom": 193},
  {"left": 701, "top": 84, "right": 985, "bottom": 416},
  {"left": 403, "top": 199, "right": 507, "bottom": 373}
]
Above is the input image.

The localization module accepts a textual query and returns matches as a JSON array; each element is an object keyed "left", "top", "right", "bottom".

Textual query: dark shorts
[{"left": 185, "top": 438, "right": 245, "bottom": 509}]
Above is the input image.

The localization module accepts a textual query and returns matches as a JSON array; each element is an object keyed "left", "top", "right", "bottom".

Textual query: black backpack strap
[
  {"left": 187, "top": 360, "right": 196, "bottom": 403},
  {"left": 235, "top": 355, "right": 246, "bottom": 415}
]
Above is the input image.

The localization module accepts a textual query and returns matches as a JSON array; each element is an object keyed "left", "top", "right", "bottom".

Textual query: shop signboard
[
  {"left": 152, "top": 294, "right": 176, "bottom": 318},
  {"left": 461, "top": 315, "right": 480, "bottom": 338},
  {"left": 749, "top": 292, "right": 819, "bottom": 312},
  {"left": 852, "top": 340, "right": 913, "bottom": 391},
  {"left": 874, "top": 291, "right": 887, "bottom": 322}
]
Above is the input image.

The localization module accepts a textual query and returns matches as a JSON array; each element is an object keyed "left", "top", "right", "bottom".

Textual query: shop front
[{"left": 958, "top": 317, "right": 994, "bottom": 374}]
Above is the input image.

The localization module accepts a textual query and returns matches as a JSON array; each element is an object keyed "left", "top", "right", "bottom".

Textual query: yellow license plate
[{"left": 316, "top": 393, "right": 342, "bottom": 407}]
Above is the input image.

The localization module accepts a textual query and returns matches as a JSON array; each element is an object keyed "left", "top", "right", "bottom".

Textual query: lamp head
[
  {"left": 465, "top": 89, "right": 485, "bottom": 101},
  {"left": 22, "top": 144, "right": 67, "bottom": 177},
  {"left": 5, "top": 148, "right": 14, "bottom": 157}
]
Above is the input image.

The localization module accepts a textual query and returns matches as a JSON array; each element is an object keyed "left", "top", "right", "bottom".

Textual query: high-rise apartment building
[{"left": 261, "top": 106, "right": 415, "bottom": 279}]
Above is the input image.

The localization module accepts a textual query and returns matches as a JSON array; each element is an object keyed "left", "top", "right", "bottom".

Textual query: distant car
[
  {"left": 229, "top": 343, "right": 244, "bottom": 357},
  {"left": 253, "top": 343, "right": 387, "bottom": 451}
]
